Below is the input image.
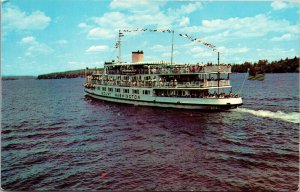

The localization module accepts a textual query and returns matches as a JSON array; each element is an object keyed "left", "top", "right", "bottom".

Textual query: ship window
[
  {"left": 115, "top": 88, "right": 120, "bottom": 92},
  {"left": 123, "top": 89, "right": 129, "bottom": 93},
  {"left": 102, "top": 87, "right": 106, "bottom": 91},
  {"left": 143, "top": 90, "right": 150, "bottom": 95},
  {"left": 108, "top": 88, "right": 113, "bottom": 92},
  {"left": 133, "top": 89, "right": 139, "bottom": 94}
]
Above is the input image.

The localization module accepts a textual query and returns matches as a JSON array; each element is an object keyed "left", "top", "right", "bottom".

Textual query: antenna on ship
[
  {"left": 170, "top": 30, "right": 174, "bottom": 65},
  {"left": 117, "top": 30, "right": 124, "bottom": 63}
]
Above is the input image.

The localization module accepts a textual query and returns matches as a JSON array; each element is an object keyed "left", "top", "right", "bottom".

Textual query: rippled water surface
[{"left": 1, "top": 73, "right": 299, "bottom": 191}]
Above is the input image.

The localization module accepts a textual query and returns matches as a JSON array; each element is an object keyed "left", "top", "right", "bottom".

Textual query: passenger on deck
[
  {"left": 213, "top": 91, "right": 217, "bottom": 98},
  {"left": 174, "top": 79, "right": 177, "bottom": 87}
]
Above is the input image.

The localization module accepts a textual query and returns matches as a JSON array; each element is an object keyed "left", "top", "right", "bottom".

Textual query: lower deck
[{"left": 84, "top": 87, "right": 243, "bottom": 110}]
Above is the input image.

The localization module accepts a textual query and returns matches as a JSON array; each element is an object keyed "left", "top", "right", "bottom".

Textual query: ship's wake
[{"left": 233, "top": 108, "right": 300, "bottom": 124}]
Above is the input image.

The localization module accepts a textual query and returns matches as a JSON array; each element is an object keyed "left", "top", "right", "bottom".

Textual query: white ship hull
[{"left": 85, "top": 88, "right": 243, "bottom": 110}]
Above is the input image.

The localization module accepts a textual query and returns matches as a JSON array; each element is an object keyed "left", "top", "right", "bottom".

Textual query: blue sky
[{"left": 2, "top": 0, "right": 299, "bottom": 76}]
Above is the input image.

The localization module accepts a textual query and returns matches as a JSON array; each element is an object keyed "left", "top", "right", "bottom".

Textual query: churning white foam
[{"left": 234, "top": 108, "right": 300, "bottom": 124}]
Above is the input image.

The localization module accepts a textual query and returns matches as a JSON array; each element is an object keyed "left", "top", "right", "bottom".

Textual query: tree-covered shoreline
[
  {"left": 231, "top": 57, "right": 299, "bottom": 75},
  {"left": 37, "top": 68, "right": 103, "bottom": 79},
  {"left": 2, "top": 76, "right": 36, "bottom": 80}
]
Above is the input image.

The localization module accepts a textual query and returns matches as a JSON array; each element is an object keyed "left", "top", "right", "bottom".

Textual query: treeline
[
  {"left": 37, "top": 68, "right": 103, "bottom": 79},
  {"left": 37, "top": 57, "right": 299, "bottom": 79},
  {"left": 2, "top": 76, "right": 36, "bottom": 80},
  {"left": 231, "top": 57, "right": 299, "bottom": 75}
]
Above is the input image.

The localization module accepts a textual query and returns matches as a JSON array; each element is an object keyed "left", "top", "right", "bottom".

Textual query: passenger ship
[{"left": 84, "top": 30, "right": 243, "bottom": 110}]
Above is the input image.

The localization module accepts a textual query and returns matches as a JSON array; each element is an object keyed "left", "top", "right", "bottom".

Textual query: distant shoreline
[
  {"left": 3, "top": 57, "right": 298, "bottom": 80},
  {"left": 2, "top": 76, "right": 36, "bottom": 80},
  {"left": 2, "top": 72, "right": 298, "bottom": 80},
  {"left": 36, "top": 68, "right": 102, "bottom": 80}
]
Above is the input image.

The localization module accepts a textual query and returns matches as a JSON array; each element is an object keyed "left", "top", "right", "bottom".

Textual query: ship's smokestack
[{"left": 132, "top": 50, "right": 144, "bottom": 63}]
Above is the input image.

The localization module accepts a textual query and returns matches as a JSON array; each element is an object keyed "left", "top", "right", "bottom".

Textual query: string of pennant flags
[
  {"left": 117, "top": 28, "right": 217, "bottom": 51},
  {"left": 178, "top": 33, "right": 216, "bottom": 51}
]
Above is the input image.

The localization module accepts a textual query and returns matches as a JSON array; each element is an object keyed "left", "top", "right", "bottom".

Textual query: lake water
[{"left": 1, "top": 73, "right": 299, "bottom": 191}]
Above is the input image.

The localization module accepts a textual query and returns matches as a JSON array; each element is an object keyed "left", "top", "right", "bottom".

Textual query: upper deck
[
  {"left": 104, "top": 61, "right": 231, "bottom": 76},
  {"left": 102, "top": 49, "right": 231, "bottom": 76}
]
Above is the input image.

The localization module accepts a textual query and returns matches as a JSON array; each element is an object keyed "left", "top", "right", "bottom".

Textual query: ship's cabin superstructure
[{"left": 85, "top": 51, "right": 237, "bottom": 100}]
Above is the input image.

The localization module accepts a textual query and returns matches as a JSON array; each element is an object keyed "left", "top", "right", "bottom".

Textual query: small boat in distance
[
  {"left": 84, "top": 29, "right": 243, "bottom": 110},
  {"left": 248, "top": 73, "right": 265, "bottom": 81},
  {"left": 248, "top": 66, "right": 265, "bottom": 81}
]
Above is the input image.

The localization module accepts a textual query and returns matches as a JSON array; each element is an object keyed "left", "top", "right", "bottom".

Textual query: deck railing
[
  {"left": 205, "top": 80, "right": 230, "bottom": 87},
  {"left": 91, "top": 80, "right": 230, "bottom": 88},
  {"left": 154, "top": 65, "right": 231, "bottom": 75},
  {"left": 103, "top": 64, "right": 231, "bottom": 75}
]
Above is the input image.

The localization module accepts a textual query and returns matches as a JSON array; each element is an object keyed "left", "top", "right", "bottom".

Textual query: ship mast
[
  {"left": 170, "top": 30, "right": 174, "bottom": 65},
  {"left": 118, "top": 30, "right": 123, "bottom": 63}
]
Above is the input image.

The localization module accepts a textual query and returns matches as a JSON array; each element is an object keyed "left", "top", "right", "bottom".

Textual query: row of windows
[
  {"left": 143, "top": 90, "right": 150, "bottom": 94},
  {"left": 133, "top": 89, "right": 139, "bottom": 94},
  {"left": 97, "top": 86, "right": 150, "bottom": 95},
  {"left": 105, "top": 75, "right": 152, "bottom": 81}
]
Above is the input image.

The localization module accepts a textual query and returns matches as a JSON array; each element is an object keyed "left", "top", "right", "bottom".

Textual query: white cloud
[
  {"left": 78, "top": 22, "right": 89, "bottom": 28},
  {"left": 187, "top": 44, "right": 249, "bottom": 60},
  {"left": 81, "top": 1, "right": 204, "bottom": 40},
  {"left": 92, "top": 12, "right": 132, "bottom": 29},
  {"left": 271, "top": 33, "right": 293, "bottom": 41},
  {"left": 20, "top": 36, "right": 53, "bottom": 57},
  {"left": 87, "top": 11, "right": 173, "bottom": 39},
  {"left": 169, "top": 2, "right": 202, "bottom": 16},
  {"left": 78, "top": 22, "right": 94, "bottom": 34},
  {"left": 110, "top": 0, "right": 164, "bottom": 14},
  {"left": 88, "top": 28, "right": 116, "bottom": 39},
  {"left": 271, "top": 1, "right": 289, "bottom": 10},
  {"left": 182, "top": 14, "right": 299, "bottom": 39},
  {"left": 86, "top": 45, "right": 109, "bottom": 52},
  {"left": 131, "top": 12, "right": 172, "bottom": 28},
  {"left": 98, "top": 11, "right": 172, "bottom": 29},
  {"left": 21, "top": 36, "right": 36, "bottom": 44},
  {"left": 3, "top": 7, "right": 51, "bottom": 31},
  {"left": 218, "top": 46, "right": 250, "bottom": 54},
  {"left": 180, "top": 2, "right": 202, "bottom": 14},
  {"left": 179, "top": 17, "right": 190, "bottom": 26}
]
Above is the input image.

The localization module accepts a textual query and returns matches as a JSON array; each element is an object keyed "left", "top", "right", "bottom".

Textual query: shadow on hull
[{"left": 85, "top": 94, "right": 243, "bottom": 112}]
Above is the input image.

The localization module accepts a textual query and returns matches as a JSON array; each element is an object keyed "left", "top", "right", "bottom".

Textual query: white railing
[
  {"left": 157, "top": 65, "right": 231, "bottom": 75},
  {"left": 219, "top": 80, "right": 230, "bottom": 86},
  {"left": 92, "top": 80, "right": 230, "bottom": 88},
  {"left": 205, "top": 80, "right": 230, "bottom": 87},
  {"left": 204, "top": 65, "right": 231, "bottom": 73}
]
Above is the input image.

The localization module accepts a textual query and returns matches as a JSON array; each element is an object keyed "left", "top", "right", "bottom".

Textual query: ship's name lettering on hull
[
  {"left": 115, "top": 93, "right": 140, "bottom": 100},
  {"left": 101, "top": 92, "right": 111, "bottom": 96}
]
